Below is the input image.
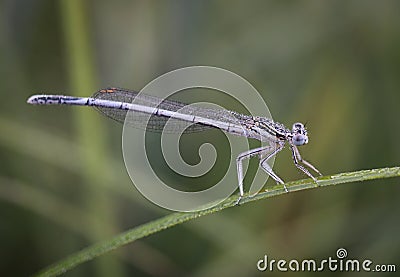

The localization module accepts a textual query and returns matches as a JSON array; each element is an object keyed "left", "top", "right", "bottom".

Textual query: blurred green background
[{"left": 1, "top": 0, "right": 399, "bottom": 276}]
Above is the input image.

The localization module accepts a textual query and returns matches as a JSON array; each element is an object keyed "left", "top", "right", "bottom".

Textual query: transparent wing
[{"left": 92, "top": 87, "right": 250, "bottom": 133}]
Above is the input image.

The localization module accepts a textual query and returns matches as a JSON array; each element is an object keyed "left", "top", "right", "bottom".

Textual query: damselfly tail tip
[
  {"left": 27, "top": 95, "right": 42, "bottom": 105},
  {"left": 27, "top": 95, "right": 37, "bottom": 104}
]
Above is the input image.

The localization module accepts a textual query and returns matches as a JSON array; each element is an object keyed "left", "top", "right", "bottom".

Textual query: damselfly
[{"left": 27, "top": 87, "right": 322, "bottom": 204}]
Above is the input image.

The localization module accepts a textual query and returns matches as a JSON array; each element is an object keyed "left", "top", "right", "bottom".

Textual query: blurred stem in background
[{"left": 59, "top": 0, "right": 123, "bottom": 276}]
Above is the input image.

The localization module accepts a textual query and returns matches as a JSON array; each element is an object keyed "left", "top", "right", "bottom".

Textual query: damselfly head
[{"left": 292, "top": 122, "right": 308, "bottom": 146}]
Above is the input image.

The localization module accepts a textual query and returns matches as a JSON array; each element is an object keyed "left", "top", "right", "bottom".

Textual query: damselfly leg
[
  {"left": 235, "top": 142, "right": 287, "bottom": 205},
  {"left": 289, "top": 143, "right": 320, "bottom": 186}
]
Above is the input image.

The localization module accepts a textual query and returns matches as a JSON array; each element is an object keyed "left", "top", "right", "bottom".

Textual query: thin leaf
[{"left": 35, "top": 166, "right": 400, "bottom": 277}]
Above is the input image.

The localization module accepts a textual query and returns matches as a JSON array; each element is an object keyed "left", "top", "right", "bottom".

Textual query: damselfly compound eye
[{"left": 293, "top": 133, "right": 308, "bottom": 146}]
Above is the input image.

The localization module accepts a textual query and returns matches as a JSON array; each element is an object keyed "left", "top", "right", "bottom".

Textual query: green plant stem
[
  {"left": 35, "top": 166, "right": 400, "bottom": 277},
  {"left": 60, "top": 0, "right": 122, "bottom": 276}
]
